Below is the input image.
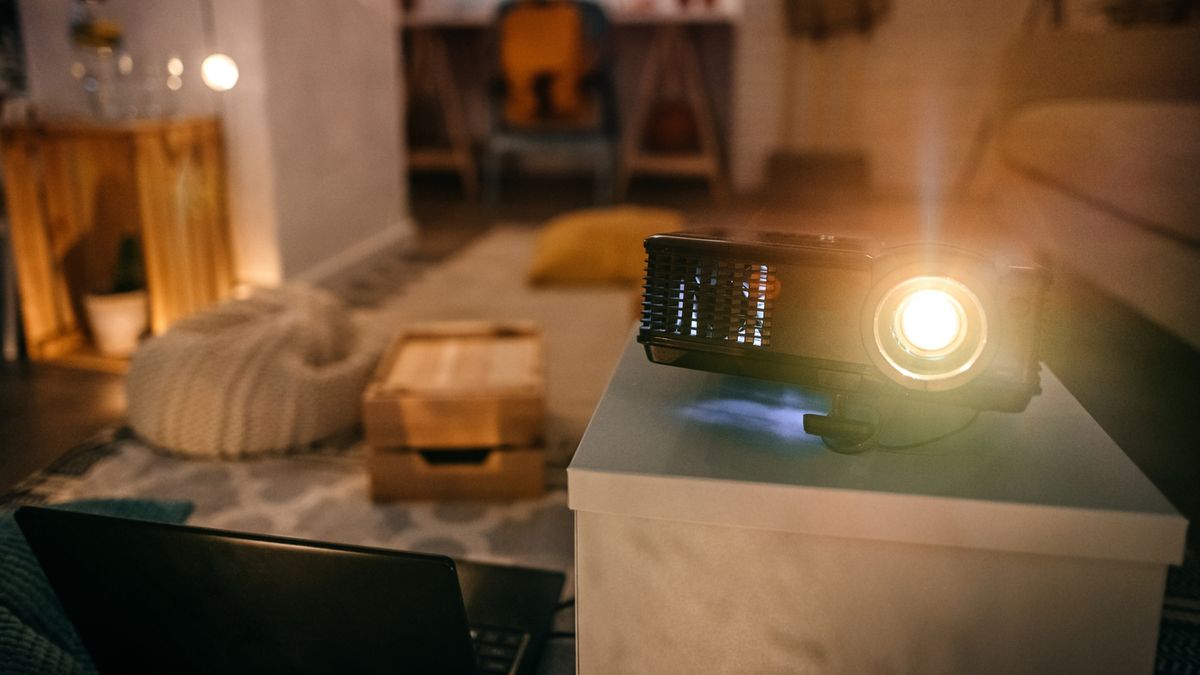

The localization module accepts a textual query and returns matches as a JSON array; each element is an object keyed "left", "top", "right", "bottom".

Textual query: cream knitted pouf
[{"left": 126, "top": 285, "right": 380, "bottom": 458}]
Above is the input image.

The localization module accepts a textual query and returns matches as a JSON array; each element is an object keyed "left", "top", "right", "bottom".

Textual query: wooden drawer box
[
  {"left": 368, "top": 446, "right": 544, "bottom": 501},
  {"left": 362, "top": 321, "right": 545, "bottom": 449}
]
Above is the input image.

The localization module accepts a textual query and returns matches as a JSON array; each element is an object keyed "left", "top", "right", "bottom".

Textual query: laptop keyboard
[{"left": 470, "top": 625, "right": 530, "bottom": 675}]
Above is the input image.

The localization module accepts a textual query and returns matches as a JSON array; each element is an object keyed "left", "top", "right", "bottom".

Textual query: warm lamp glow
[
  {"left": 896, "top": 289, "right": 963, "bottom": 355},
  {"left": 201, "top": 53, "right": 239, "bottom": 91}
]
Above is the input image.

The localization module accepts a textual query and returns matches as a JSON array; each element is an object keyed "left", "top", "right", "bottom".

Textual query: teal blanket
[{"left": 0, "top": 499, "right": 193, "bottom": 675}]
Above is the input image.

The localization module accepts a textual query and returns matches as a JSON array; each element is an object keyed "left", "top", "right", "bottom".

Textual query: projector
[{"left": 638, "top": 229, "right": 1049, "bottom": 413}]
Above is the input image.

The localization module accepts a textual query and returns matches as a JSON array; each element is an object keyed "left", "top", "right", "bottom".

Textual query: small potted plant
[{"left": 83, "top": 234, "right": 148, "bottom": 357}]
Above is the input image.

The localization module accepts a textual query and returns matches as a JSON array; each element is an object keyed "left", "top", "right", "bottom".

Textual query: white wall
[
  {"left": 732, "top": 0, "right": 1026, "bottom": 197},
  {"left": 730, "top": 0, "right": 786, "bottom": 191},
  {"left": 257, "top": 0, "right": 408, "bottom": 280},
  {"left": 210, "top": 0, "right": 282, "bottom": 286},
  {"left": 19, "top": 0, "right": 214, "bottom": 119},
  {"left": 18, "top": 0, "right": 411, "bottom": 286}
]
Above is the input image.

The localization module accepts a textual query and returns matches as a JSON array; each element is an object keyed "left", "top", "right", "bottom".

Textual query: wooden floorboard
[{"left": 0, "top": 362, "right": 124, "bottom": 493}]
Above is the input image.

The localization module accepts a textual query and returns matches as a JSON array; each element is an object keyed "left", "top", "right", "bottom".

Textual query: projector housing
[{"left": 638, "top": 229, "right": 1049, "bottom": 412}]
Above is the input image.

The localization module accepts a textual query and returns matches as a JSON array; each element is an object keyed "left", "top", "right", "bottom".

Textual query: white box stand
[{"left": 568, "top": 336, "right": 1186, "bottom": 674}]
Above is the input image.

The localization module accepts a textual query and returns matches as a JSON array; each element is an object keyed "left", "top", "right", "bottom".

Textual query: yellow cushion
[{"left": 527, "top": 206, "right": 685, "bottom": 285}]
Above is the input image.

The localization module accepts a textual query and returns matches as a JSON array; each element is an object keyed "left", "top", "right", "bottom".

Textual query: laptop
[{"left": 16, "top": 506, "right": 565, "bottom": 675}]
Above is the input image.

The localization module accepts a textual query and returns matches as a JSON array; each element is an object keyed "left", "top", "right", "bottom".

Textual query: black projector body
[{"left": 637, "top": 229, "right": 1049, "bottom": 412}]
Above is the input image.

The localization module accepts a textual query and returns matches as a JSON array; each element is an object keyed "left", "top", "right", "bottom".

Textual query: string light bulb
[{"left": 201, "top": 53, "right": 239, "bottom": 92}]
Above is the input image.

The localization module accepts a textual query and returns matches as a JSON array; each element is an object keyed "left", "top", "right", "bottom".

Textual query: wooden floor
[
  {"left": 3, "top": 166, "right": 1197, "bottom": 550},
  {"left": 0, "top": 361, "right": 125, "bottom": 493}
]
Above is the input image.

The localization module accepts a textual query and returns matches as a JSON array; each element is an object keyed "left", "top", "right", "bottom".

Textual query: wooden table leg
[
  {"left": 406, "top": 29, "right": 479, "bottom": 202},
  {"left": 618, "top": 25, "right": 727, "bottom": 205}
]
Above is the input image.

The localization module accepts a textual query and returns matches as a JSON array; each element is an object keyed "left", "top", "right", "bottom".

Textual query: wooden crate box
[
  {"left": 368, "top": 446, "right": 543, "bottom": 502},
  {"left": 363, "top": 321, "right": 545, "bottom": 449},
  {"left": 2, "top": 117, "right": 234, "bottom": 367},
  {"left": 363, "top": 321, "right": 546, "bottom": 501}
]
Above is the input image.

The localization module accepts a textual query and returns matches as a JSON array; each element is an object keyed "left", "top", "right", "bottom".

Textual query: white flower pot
[{"left": 83, "top": 290, "right": 149, "bottom": 357}]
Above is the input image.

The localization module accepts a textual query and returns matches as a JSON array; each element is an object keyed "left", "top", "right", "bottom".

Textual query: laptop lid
[{"left": 16, "top": 506, "right": 479, "bottom": 675}]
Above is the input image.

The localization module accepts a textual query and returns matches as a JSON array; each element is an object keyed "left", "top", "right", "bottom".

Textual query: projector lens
[
  {"left": 895, "top": 289, "right": 965, "bottom": 356},
  {"left": 870, "top": 276, "right": 988, "bottom": 387}
]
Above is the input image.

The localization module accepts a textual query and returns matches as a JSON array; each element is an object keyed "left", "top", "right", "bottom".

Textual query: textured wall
[
  {"left": 731, "top": 0, "right": 1026, "bottom": 196},
  {"left": 257, "top": 0, "right": 409, "bottom": 280},
  {"left": 18, "top": 0, "right": 214, "bottom": 118},
  {"left": 18, "top": 0, "right": 411, "bottom": 285}
]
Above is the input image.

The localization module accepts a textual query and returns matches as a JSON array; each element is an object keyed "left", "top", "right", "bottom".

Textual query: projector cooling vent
[{"left": 641, "top": 251, "right": 775, "bottom": 348}]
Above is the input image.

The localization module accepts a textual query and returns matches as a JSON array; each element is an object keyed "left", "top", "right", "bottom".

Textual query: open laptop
[{"left": 16, "top": 506, "right": 565, "bottom": 675}]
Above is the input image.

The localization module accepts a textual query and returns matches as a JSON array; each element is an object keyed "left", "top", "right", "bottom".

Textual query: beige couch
[{"left": 992, "top": 27, "right": 1200, "bottom": 348}]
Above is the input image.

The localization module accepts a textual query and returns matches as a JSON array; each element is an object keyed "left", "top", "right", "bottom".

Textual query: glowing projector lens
[
  {"left": 896, "top": 289, "right": 964, "bottom": 356},
  {"left": 871, "top": 275, "right": 988, "bottom": 386}
]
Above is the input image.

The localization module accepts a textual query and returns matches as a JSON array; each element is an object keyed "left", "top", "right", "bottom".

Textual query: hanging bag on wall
[{"left": 785, "top": 0, "right": 891, "bottom": 40}]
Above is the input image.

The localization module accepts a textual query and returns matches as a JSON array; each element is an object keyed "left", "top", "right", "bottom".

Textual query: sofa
[{"left": 991, "top": 27, "right": 1200, "bottom": 349}]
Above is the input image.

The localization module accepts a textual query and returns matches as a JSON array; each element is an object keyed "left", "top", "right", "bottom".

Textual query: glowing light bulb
[
  {"left": 897, "top": 289, "right": 962, "bottom": 355},
  {"left": 201, "top": 53, "right": 239, "bottom": 91}
]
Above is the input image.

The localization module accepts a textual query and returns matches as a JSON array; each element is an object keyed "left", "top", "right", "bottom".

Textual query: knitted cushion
[
  {"left": 126, "top": 285, "right": 379, "bottom": 458},
  {"left": 0, "top": 499, "right": 193, "bottom": 675}
]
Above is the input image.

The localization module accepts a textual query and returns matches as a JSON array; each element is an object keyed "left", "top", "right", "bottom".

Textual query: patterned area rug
[{"left": 2, "top": 426, "right": 573, "bottom": 575}]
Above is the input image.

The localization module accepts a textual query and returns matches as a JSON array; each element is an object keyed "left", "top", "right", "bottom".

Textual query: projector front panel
[
  {"left": 639, "top": 231, "right": 1046, "bottom": 412},
  {"left": 770, "top": 263, "right": 874, "bottom": 366}
]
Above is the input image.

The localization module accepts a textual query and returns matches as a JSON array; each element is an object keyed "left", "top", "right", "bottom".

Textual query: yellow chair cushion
[{"left": 527, "top": 206, "right": 685, "bottom": 285}]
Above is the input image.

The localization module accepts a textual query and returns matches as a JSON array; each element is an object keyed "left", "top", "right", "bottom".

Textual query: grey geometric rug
[{"left": 1, "top": 426, "right": 573, "bottom": 574}]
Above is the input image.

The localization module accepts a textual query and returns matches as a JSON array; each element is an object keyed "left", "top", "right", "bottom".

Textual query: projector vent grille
[{"left": 641, "top": 251, "right": 775, "bottom": 348}]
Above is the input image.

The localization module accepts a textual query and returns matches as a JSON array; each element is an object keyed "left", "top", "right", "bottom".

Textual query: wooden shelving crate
[
  {"left": 363, "top": 321, "right": 546, "bottom": 501},
  {"left": 1, "top": 117, "right": 235, "bottom": 369}
]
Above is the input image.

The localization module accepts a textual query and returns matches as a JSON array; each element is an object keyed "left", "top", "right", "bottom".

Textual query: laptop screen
[{"left": 17, "top": 507, "right": 480, "bottom": 675}]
